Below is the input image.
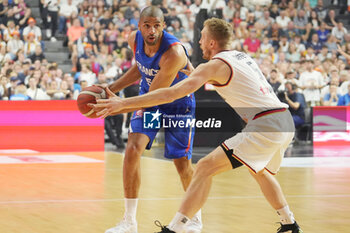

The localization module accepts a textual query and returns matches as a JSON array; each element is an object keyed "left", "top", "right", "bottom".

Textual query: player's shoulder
[
  {"left": 164, "top": 42, "right": 186, "bottom": 58},
  {"left": 162, "top": 31, "right": 184, "bottom": 51},
  {"left": 205, "top": 59, "right": 231, "bottom": 73},
  {"left": 127, "top": 30, "right": 138, "bottom": 48},
  {"left": 160, "top": 45, "right": 187, "bottom": 69}
]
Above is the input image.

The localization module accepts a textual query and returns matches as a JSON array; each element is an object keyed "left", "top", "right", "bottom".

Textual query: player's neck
[
  {"left": 144, "top": 43, "right": 161, "bottom": 57},
  {"left": 143, "top": 34, "right": 163, "bottom": 57},
  {"left": 210, "top": 48, "right": 230, "bottom": 59}
]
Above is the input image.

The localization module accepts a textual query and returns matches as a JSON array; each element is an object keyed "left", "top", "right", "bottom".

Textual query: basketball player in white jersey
[{"left": 90, "top": 18, "right": 303, "bottom": 233}]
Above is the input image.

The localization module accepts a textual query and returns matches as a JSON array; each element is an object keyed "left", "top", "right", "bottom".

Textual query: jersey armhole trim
[
  {"left": 169, "top": 41, "right": 181, "bottom": 48},
  {"left": 211, "top": 57, "right": 233, "bottom": 87},
  {"left": 133, "top": 40, "right": 137, "bottom": 56}
]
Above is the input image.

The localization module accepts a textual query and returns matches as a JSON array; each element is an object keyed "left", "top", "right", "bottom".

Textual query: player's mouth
[{"left": 148, "top": 36, "right": 156, "bottom": 42}]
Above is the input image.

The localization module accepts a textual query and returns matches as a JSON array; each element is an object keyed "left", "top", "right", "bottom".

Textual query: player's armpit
[
  {"left": 179, "top": 58, "right": 194, "bottom": 76},
  {"left": 204, "top": 59, "right": 233, "bottom": 85}
]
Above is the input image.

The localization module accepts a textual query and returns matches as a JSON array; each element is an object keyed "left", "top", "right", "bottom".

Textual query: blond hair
[{"left": 203, "top": 18, "right": 233, "bottom": 49}]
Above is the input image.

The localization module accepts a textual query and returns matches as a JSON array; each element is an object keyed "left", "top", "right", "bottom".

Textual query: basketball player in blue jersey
[
  {"left": 102, "top": 6, "right": 201, "bottom": 233},
  {"left": 91, "top": 18, "right": 303, "bottom": 233}
]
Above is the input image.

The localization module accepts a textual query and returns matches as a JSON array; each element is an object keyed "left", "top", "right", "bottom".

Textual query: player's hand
[
  {"left": 86, "top": 86, "right": 113, "bottom": 113},
  {"left": 94, "top": 84, "right": 118, "bottom": 99},
  {"left": 105, "top": 87, "right": 118, "bottom": 98},
  {"left": 93, "top": 83, "right": 108, "bottom": 90},
  {"left": 88, "top": 88, "right": 124, "bottom": 119},
  {"left": 179, "top": 59, "right": 194, "bottom": 76}
]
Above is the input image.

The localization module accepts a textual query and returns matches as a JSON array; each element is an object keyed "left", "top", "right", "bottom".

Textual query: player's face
[
  {"left": 139, "top": 16, "right": 164, "bottom": 46},
  {"left": 199, "top": 26, "right": 212, "bottom": 60}
]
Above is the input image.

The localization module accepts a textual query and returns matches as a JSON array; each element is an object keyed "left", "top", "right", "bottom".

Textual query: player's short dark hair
[
  {"left": 203, "top": 18, "right": 233, "bottom": 49},
  {"left": 140, "top": 6, "right": 164, "bottom": 22}
]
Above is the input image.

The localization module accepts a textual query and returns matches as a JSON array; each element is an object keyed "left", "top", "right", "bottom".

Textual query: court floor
[{"left": 0, "top": 147, "right": 350, "bottom": 233}]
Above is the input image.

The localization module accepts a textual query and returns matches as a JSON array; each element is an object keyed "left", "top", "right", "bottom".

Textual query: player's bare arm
[
  {"left": 108, "top": 31, "right": 141, "bottom": 93},
  {"left": 91, "top": 59, "right": 231, "bottom": 118},
  {"left": 148, "top": 44, "right": 189, "bottom": 92}
]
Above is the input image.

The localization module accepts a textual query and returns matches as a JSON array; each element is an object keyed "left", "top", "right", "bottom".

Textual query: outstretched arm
[
  {"left": 90, "top": 64, "right": 208, "bottom": 118},
  {"left": 90, "top": 59, "right": 231, "bottom": 118}
]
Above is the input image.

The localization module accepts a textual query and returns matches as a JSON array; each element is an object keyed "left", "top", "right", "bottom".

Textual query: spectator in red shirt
[
  {"left": 67, "top": 18, "right": 85, "bottom": 53},
  {"left": 243, "top": 28, "right": 261, "bottom": 57}
]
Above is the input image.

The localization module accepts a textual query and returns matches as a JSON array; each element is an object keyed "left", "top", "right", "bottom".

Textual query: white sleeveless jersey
[{"left": 212, "top": 50, "right": 288, "bottom": 121}]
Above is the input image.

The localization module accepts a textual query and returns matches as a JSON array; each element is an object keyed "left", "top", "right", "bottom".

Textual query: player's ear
[{"left": 210, "top": 39, "right": 215, "bottom": 48}]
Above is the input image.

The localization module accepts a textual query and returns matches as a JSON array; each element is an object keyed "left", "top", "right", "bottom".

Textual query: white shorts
[{"left": 222, "top": 109, "right": 295, "bottom": 174}]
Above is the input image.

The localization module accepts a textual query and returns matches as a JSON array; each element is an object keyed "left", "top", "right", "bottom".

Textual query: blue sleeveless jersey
[{"left": 134, "top": 30, "right": 194, "bottom": 112}]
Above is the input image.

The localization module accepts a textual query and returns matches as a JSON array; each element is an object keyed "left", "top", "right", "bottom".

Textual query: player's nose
[{"left": 149, "top": 26, "right": 156, "bottom": 34}]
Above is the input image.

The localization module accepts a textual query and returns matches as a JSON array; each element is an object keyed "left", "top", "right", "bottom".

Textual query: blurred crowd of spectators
[{"left": 0, "top": 0, "right": 350, "bottom": 120}]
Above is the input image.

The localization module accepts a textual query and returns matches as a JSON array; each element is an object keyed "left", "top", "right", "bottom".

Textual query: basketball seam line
[
  {"left": 79, "top": 91, "right": 102, "bottom": 98},
  {"left": 83, "top": 108, "right": 95, "bottom": 117}
]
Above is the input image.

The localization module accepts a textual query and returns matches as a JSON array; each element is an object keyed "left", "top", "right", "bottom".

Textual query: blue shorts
[{"left": 129, "top": 96, "right": 195, "bottom": 160}]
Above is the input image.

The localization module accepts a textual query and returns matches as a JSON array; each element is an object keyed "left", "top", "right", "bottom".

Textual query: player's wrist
[{"left": 119, "top": 98, "right": 128, "bottom": 110}]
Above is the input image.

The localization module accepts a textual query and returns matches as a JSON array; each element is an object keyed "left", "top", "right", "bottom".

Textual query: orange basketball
[{"left": 77, "top": 86, "right": 107, "bottom": 118}]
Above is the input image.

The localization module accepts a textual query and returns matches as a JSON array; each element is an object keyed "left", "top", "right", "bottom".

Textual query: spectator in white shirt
[
  {"left": 22, "top": 17, "right": 42, "bottom": 42},
  {"left": 299, "top": 59, "right": 325, "bottom": 106},
  {"left": 2, "top": 20, "right": 18, "bottom": 42},
  {"left": 104, "top": 61, "right": 122, "bottom": 81},
  {"left": 223, "top": 0, "right": 235, "bottom": 22},
  {"left": 189, "top": 0, "right": 201, "bottom": 15},
  {"left": 234, "top": 2, "right": 249, "bottom": 21},
  {"left": 6, "top": 31, "right": 23, "bottom": 59},
  {"left": 276, "top": 10, "right": 291, "bottom": 30},
  {"left": 331, "top": 22, "right": 348, "bottom": 43},
  {"left": 78, "top": 63, "right": 97, "bottom": 86},
  {"left": 58, "top": 0, "right": 78, "bottom": 34},
  {"left": 26, "top": 76, "right": 50, "bottom": 100},
  {"left": 339, "top": 70, "right": 350, "bottom": 95},
  {"left": 257, "top": 10, "right": 275, "bottom": 32},
  {"left": 23, "top": 32, "right": 40, "bottom": 57}
]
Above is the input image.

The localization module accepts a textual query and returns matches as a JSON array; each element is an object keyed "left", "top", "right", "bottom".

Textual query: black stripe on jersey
[{"left": 211, "top": 57, "right": 233, "bottom": 87}]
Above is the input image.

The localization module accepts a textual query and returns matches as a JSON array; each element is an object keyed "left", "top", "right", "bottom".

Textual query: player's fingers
[
  {"left": 106, "top": 87, "right": 116, "bottom": 98},
  {"left": 93, "top": 83, "right": 108, "bottom": 89},
  {"left": 96, "top": 98, "right": 110, "bottom": 103},
  {"left": 87, "top": 103, "right": 96, "bottom": 109},
  {"left": 100, "top": 110, "right": 110, "bottom": 119},
  {"left": 96, "top": 108, "right": 108, "bottom": 116},
  {"left": 87, "top": 103, "right": 99, "bottom": 112},
  {"left": 88, "top": 103, "right": 106, "bottom": 110}
]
